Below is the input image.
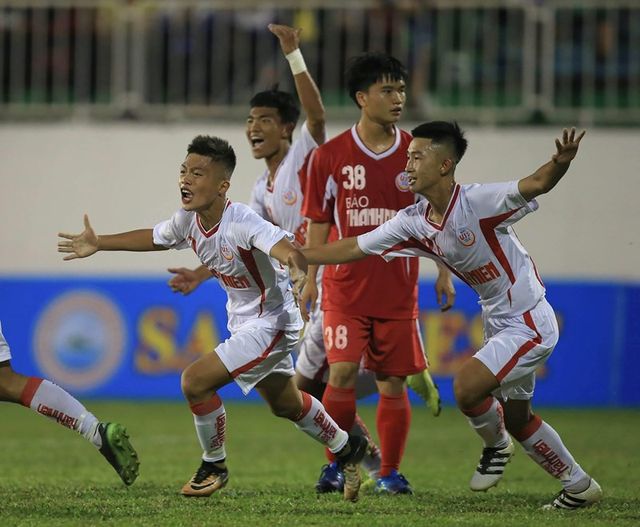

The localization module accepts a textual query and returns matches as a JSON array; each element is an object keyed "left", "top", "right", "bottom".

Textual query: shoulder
[{"left": 316, "top": 129, "right": 353, "bottom": 155}]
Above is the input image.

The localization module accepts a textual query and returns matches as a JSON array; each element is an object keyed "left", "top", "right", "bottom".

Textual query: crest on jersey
[
  {"left": 282, "top": 188, "right": 297, "bottom": 205},
  {"left": 457, "top": 227, "right": 476, "bottom": 247},
  {"left": 220, "top": 240, "right": 234, "bottom": 261},
  {"left": 395, "top": 171, "right": 411, "bottom": 192}
]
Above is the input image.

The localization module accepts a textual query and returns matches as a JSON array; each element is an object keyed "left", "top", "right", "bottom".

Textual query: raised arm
[
  {"left": 58, "top": 214, "right": 165, "bottom": 260},
  {"left": 269, "top": 23, "right": 325, "bottom": 145},
  {"left": 518, "top": 127, "right": 586, "bottom": 202}
]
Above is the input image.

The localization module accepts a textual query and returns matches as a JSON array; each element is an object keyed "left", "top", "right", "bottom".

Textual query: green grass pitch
[{"left": 0, "top": 402, "right": 638, "bottom": 526}]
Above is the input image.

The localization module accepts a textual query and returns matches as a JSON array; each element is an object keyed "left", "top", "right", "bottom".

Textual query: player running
[
  {"left": 301, "top": 121, "right": 602, "bottom": 510},
  {"left": 57, "top": 135, "right": 367, "bottom": 501}
]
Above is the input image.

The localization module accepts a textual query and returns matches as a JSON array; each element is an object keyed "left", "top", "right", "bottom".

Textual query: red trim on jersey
[
  {"left": 20, "top": 377, "right": 44, "bottom": 407},
  {"left": 425, "top": 184, "right": 461, "bottom": 230},
  {"left": 381, "top": 237, "right": 471, "bottom": 287},
  {"left": 230, "top": 330, "right": 285, "bottom": 378},
  {"left": 478, "top": 208, "right": 522, "bottom": 284},
  {"left": 351, "top": 124, "right": 401, "bottom": 160},
  {"left": 237, "top": 246, "right": 267, "bottom": 316},
  {"left": 196, "top": 199, "right": 232, "bottom": 238},
  {"left": 530, "top": 257, "right": 545, "bottom": 287},
  {"left": 495, "top": 310, "right": 542, "bottom": 381}
]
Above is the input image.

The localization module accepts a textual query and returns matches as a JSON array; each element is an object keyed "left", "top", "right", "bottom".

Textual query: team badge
[
  {"left": 457, "top": 228, "right": 476, "bottom": 247},
  {"left": 282, "top": 189, "right": 297, "bottom": 205},
  {"left": 395, "top": 171, "right": 410, "bottom": 192},
  {"left": 220, "top": 240, "right": 234, "bottom": 261}
]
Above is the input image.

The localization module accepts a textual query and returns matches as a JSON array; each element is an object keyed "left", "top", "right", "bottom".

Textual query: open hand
[
  {"left": 168, "top": 267, "right": 202, "bottom": 295},
  {"left": 268, "top": 23, "right": 301, "bottom": 55},
  {"left": 58, "top": 214, "right": 99, "bottom": 260},
  {"left": 552, "top": 128, "right": 586, "bottom": 165}
]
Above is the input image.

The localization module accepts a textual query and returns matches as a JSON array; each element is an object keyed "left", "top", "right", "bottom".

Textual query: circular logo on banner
[
  {"left": 395, "top": 171, "right": 411, "bottom": 192},
  {"left": 282, "top": 188, "right": 297, "bottom": 205},
  {"left": 457, "top": 228, "right": 476, "bottom": 247},
  {"left": 34, "top": 291, "right": 126, "bottom": 391}
]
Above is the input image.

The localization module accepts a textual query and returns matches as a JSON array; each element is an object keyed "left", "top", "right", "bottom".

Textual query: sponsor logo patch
[
  {"left": 220, "top": 240, "right": 234, "bottom": 261},
  {"left": 395, "top": 171, "right": 411, "bottom": 192},
  {"left": 282, "top": 189, "right": 297, "bottom": 205},
  {"left": 457, "top": 228, "right": 476, "bottom": 247}
]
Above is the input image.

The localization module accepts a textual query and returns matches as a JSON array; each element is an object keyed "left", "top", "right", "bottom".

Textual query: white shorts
[
  {"left": 215, "top": 325, "right": 297, "bottom": 395},
  {"left": 295, "top": 306, "right": 378, "bottom": 399},
  {"left": 474, "top": 298, "right": 559, "bottom": 401},
  {"left": 0, "top": 322, "right": 11, "bottom": 362}
]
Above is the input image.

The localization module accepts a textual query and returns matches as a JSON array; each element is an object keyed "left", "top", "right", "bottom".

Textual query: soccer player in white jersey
[
  {"left": 0, "top": 321, "right": 139, "bottom": 485},
  {"left": 300, "top": 122, "right": 602, "bottom": 510},
  {"left": 166, "top": 23, "right": 382, "bottom": 494},
  {"left": 58, "top": 135, "right": 367, "bottom": 501}
]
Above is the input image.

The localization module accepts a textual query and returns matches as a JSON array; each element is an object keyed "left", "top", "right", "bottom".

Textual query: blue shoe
[
  {"left": 375, "top": 470, "right": 413, "bottom": 495},
  {"left": 315, "top": 462, "right": 344, "bottom": 493}
]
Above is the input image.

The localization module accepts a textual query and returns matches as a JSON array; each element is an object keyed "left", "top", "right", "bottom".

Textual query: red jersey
[{"left": 301, "top": 125, "right": 418, "bottom": 319}]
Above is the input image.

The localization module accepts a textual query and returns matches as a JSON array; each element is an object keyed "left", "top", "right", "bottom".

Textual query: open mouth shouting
[{"left": 181, "top": 187, "right": 194, "bottom": 205}]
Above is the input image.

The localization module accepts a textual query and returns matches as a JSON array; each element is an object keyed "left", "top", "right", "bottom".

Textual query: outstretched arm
[
  {"left": 168, "top": 265, "right": 213, "bottom": 295},
  {"left": 518, "top": 127, "right": 586, "bottom": 202},
  {"left": 269, "top": 23, "right": 325, "bottom": 145},
  {"left": 58, "top": 214, "right": 166, "bottom": 260},
  {"left": 302, "top": 237, "right": 367, "bottom": 265}
]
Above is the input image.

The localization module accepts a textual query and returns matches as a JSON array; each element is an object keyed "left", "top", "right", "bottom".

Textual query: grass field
[{"left": 0, "top": 402, "right": 638, "bottom": 527}]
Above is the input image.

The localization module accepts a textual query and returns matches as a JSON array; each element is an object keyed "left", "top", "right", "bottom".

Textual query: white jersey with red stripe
[
  {"left": 153, "top": 200, "right": 303, "bottom": 333},
  {"left": 357, "top": 181, "right": 545, "bottom": 317},
  {"left": 249, "top": 121, "right": 318, "bottom": 246},
  {"left": 0, "top": 321, "right": 11, "bottom": 362}
]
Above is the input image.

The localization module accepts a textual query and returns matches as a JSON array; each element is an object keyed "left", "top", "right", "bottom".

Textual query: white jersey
[
  {"left": 153, "top": 201, "right": 303, "bottom": 333},
  {"left": 357, "top": 181, "right": 545, "bottom": 317},
  {"left": 249, "top": 121, "right": 318, "bottom": 246}
]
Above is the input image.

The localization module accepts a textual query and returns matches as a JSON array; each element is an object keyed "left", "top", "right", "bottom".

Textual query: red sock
[
  {"left": 377, "top": 391, "right": 411, "bottom": 477},
  {"left": 321, "top": 384, "right": 356, "bottom": 461}
]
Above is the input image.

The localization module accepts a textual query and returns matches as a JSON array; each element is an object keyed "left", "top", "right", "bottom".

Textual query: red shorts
[{"left": 322, "top": 312, "right": 426, "bottom": 376}]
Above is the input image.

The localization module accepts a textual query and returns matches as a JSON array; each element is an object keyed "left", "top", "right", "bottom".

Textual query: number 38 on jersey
[{"left": 342, "top": 165, "right": 367, "bottom": 190}]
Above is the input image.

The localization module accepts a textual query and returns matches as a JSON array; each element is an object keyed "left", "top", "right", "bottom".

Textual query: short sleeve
[
  {"left": 465, "top": 181, "right": 538, "bottom": 224},
  {"left": 356, "top": 208, "right": 417, "bottom": 261},
  {"left": 152, "top": 211, "right": 189, "bottom": 249},
  {"left": 301, "top": 147, "right": 335, "bottom": 223},
  {"left": 234, "top": 205, "right": 293, "bottom": 255}
]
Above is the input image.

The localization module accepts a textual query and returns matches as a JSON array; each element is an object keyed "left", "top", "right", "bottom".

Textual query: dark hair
[
  {"left": 345, "top": 52, "right": 408, "bottom": 106},
  {"left": 187, "top": 135, "right": 236, "bottom": 178},
  {"left": 249, "top": 88, "right": 301, "bottom": 127},
  {"left": 411, "top": 121, "right": 468, "bottom": 162}
]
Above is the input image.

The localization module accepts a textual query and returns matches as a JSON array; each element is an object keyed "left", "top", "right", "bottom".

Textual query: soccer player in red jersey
[{"left": 300, "top": 53, "right": 455, "bottom": 494}]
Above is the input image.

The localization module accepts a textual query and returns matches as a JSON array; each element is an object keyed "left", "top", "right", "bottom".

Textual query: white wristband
[{"left": 285, "top": 49, "right": 307, "bottom": 75}]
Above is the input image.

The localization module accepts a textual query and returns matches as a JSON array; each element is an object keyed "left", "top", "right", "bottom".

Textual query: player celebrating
[
  {"left": 57, "top": 135, "right": 367, "bottom": 501},
  {"left": 0, "top": 321, "right": 139, "bottom": 486},
  {"left": 301, "top": 122, "right": 602, "bottom": 510},
  {"left": 301, "top": 52, "right": 455, "bottom": 495},
  {"left": 166, "top": 23, "right": 383, "bottom": 493}
]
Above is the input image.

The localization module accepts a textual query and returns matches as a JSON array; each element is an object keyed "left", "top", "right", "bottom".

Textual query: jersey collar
[
  {"left": 196, "top": 199, "right": 232, "bottom": 238},
  {"left": 350, "top": 124, "right": 401, "bottom": 160},
  {"left": 425, "top": 184, "right": 460, "bottom": 230}
]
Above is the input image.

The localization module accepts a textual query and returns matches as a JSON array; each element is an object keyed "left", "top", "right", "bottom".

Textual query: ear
[
  {"left": 281, "top": 122, "right": 295, "bottom": 141},
  {"left": 440, "top": 158, "right": 454, "bottom": 176},
  {"left": 355, "top": 90, "right": 367, "bottom": 108},
  {"left": 218, "top": 179, "right": 231, "bottom": 196}
]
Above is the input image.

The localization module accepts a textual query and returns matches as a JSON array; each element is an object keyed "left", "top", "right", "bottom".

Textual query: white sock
[
  {"left": 293, "top": 391, "right": 348, "bottom": 453},
  {"left": 463, "top": 396, "right": 510, "bottom": 448},
  {"left": 21, "top": 377, "right": 101, "bottom": 447},
  {"left": 516, "top": 416, "right": 589, "bottom": 490},
  {"left": 190, "top": 394, "right": 227, "bottom": 463}
]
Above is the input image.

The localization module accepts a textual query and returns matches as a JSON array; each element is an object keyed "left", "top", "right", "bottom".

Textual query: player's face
[
  {"left": 358, "top": 77, "right": 406, "bottom": 125},
  {"left": 178, "top": 153, "right": 229, "bottom": 212},
  {"left": 405, "top": 138, "right": 448, "bottom": 194},
  {"left": 246, "top": 107, "right": 291, "bottom": 160}
]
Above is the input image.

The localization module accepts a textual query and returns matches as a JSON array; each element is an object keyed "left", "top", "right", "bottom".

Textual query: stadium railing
[{"left": 0, "top": 0, "right": 638, "bottom": 124}]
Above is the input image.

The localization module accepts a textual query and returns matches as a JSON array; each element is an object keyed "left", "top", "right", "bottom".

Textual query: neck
[
  {"left": 265, "top": 142, "right": 290, "bottom": 181},
  {"left": 423, "top": 181, "right": 456, "bottom": 220},
  {"left": 197, "top": 197, "right": 227, "bottom": 231},
  {"left": 356, "top": 115, "right": 396, "bottom": 153}
]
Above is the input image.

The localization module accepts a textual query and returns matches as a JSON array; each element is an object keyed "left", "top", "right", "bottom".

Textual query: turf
[{"left": 0, "top": 402, "right": 638, "bottom": 526}]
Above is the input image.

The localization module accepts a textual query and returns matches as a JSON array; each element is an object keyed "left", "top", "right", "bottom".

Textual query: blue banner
[{"left": 0, "top": 277, "right": 638, "bottom": 406}]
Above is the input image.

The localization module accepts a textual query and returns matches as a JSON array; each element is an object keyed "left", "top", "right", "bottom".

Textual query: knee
[
  {"left": 181, "top": 366, "right": 207, "bottom": 402},
  {"left": 328, "top": 363, "right": 358, "bottom": 388},
  {"left": 453, "top": 373, "right": 480, "bottom": 411}
]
